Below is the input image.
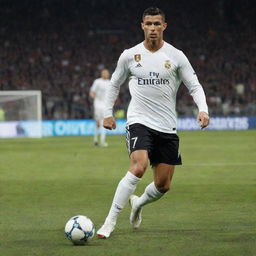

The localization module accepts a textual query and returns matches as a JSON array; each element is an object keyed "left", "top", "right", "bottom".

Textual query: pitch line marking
[{"left": 183, "top": 162, "right": 256, "bottom": 166}]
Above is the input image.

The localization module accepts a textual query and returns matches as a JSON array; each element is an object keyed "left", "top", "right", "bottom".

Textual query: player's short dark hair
[{"left": 142, "top": 7, "right": 165, "bottom": 22}]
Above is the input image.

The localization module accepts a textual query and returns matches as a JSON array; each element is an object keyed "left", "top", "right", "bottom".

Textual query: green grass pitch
[{"left": 0, "top": 130, "right": 255, "bottom": 256}]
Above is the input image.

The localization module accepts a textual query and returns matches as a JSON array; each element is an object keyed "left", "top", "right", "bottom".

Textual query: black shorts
[{"left": 126, "top": 123, "right": 182, "bottom": 166}]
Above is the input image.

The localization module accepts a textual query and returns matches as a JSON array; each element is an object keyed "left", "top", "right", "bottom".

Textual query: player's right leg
[
  {"left": 96, "top": 219, "right": 116, "bottom": 239},
  {"left": 97, "top": 123, "right": 151, "bottom": 238},
  {"left": 97, "top": 150, "right": 148, "bottom": 238}
]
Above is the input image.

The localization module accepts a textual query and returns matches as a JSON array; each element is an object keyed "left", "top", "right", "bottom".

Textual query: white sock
[
  {"left": 94, "top": 126, "right": 99, "bottom": 143},
  {"left": 100, "top": 126, "right": 106, "bottom": 145},
  {"left": 105, "top": 171, "right": 141, "bottom": 224},
  {"left": 135, "top": 182, "right": 164, "bottom": 209}
]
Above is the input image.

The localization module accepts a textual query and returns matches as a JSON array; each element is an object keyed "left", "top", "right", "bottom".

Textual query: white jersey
[
  {"left": 90, "top": 78, "right": 110, "bottom": 109},
  {"left": 104, "top": 41, "right": 208, "bottom": 133}
]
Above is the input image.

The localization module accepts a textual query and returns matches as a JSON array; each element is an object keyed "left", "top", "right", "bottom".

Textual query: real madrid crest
[
  {"left": 164, "top": 60, "right": 171, "bottom": 69},
  {"left": 134, "top": 54, "right": 141, "bottom": 62}
]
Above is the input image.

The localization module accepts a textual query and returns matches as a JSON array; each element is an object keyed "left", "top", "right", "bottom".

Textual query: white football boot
[
  {"left": 129, "top": 195, "right": 142, "bottom": 229},
  {"left": 100, "top": 142, "right": 108, "bottom": 147},
  {"left": 97, "top": 220, "right": 115, "bottom": 239}
]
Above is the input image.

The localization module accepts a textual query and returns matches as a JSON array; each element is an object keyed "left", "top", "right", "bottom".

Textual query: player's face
[
  {"left": 101, "top": 70, "right": 110, "bottom": 80},
  {"left": 141, "top": 15, "right": 167, "bottom": 42}
]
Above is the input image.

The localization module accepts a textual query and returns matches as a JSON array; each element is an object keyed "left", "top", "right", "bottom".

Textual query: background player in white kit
[
  {"left": 97, "top": 7, "right": 210, "bottom": 238},
  {"left": 90, "top": 69, "right": 110, "bottom": 147}
]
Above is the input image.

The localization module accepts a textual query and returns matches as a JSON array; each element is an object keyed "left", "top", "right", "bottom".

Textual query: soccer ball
[{"left": 65, "top": 215, "right": 95, "bottom": 245}]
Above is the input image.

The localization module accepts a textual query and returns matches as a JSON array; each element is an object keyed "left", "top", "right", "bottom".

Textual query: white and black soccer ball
[{"left": 65, "top": 215, "right": 95, "bottom": 245}]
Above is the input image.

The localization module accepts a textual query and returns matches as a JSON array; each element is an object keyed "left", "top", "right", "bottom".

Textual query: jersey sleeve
[
  {"left": 90, "top": 79, "right": 98, "bottom": 94},
  {"left": 178, "top": 51, "right": 209, "bottom": 114},
  {"left": 104, "top": 50, "right": 129, "bottom": 118}
]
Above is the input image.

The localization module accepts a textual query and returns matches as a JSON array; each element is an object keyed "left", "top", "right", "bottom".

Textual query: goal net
[{"left": 0, "top": 91, "right": 42, "bottom": 138}]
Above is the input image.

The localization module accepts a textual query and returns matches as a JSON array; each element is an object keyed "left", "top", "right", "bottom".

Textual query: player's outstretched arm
[
  {"left": 197, "top": 111, "right": 210, "bottom": 129},
  {"left": 104, "top": 50, "right": 129, "bottom": 122},
  {"left": 103, "top": 116, "right": 116, "bottom": 130}
]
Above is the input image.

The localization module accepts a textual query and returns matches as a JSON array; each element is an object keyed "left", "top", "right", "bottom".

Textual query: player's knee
[
  {"left": 130, "top": 162, "right": 147, "bottom": 178},
  {"left": 155, "top": 183, "right": 170, "bottom": 193}
]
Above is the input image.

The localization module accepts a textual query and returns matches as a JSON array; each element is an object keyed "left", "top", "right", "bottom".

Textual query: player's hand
[
  {"left": 103, "top": 116, "right": 116, "bottom": 130},
  {"left": 197, "top": 112, "right": 210, "bottom": 129}
]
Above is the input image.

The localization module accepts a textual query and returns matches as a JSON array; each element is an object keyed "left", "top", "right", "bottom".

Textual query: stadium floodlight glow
[{"left": 0, "top": 90, "right": 42, "bottom": 138}]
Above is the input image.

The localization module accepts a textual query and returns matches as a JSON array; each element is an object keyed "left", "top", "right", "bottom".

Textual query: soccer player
[
  {"left": 89, "top": 69, "right": 110, "bottom": 147},
  {"left": 97, "top": 7, "right": 210, "bottom": 238}
]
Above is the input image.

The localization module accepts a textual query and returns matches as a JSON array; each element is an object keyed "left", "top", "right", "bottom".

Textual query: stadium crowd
[{"left": 0, "top": 0, "right": 255, "bottom": 120}]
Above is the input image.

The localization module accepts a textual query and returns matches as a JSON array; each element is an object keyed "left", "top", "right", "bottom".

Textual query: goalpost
[{"left": 0, "top": 90, "right": 42, "bottom": 138}]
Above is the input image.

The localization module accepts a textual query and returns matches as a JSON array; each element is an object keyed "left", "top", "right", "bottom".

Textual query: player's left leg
[
  {"left": 130, "top": 164, "right": 175, "bottom": 228},
  {"left": 99, "top": 119, "right": 107, "bottom": 147},
  {"left": 93, "top": 120, "right": 100, "bottom": 146},
  {"left": 153, "top": 163, "right": 175, "bottom": 193}
]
